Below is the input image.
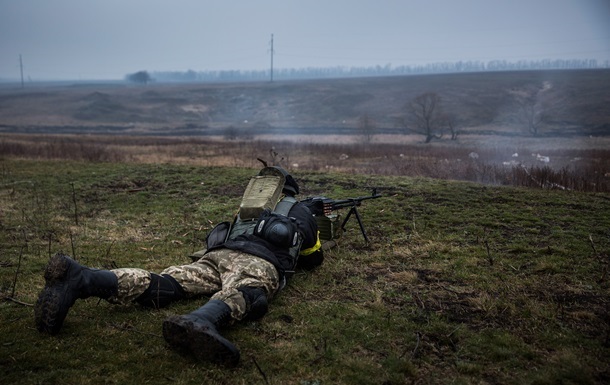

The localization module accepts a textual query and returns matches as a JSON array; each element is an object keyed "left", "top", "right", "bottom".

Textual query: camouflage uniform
[{"left": 108, "top": 248, "right": 279, "bottom": 321}]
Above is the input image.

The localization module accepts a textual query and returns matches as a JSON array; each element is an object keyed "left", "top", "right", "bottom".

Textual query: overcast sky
[{"left": 1, "top": 0, "right": 608, "bottom": 81}]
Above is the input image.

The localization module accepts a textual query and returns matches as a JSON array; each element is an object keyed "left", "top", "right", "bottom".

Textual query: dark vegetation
[{"left": 150, "top": 58, "right": 603, "bottom": 82}]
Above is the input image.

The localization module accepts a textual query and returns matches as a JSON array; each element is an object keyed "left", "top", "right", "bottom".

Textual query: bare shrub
[
  {"left": 1, "top": 134, "right": 608, "bottom": 192},
  {"left": 0, "top": 136, "right": 126, "bottom": 162}
]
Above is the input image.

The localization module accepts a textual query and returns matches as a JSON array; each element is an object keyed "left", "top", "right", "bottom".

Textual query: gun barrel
[
  {"left": 301, "top": 190, "right": 381, "bottom": 214},
  {"left": 330, "top": 193, "right": 381, "bottom": 209}
]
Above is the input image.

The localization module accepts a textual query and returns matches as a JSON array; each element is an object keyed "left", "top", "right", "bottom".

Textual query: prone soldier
[{"left": 34, "top": 166, "right": 323, "bottom": 367}]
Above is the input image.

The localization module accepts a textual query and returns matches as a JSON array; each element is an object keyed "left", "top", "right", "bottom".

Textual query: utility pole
[
  {"left": 19, "top": 54, "right": 24, "bottom": 88},
  {"left": 269, "top": 34, "right": 274, "bottom": 82}
]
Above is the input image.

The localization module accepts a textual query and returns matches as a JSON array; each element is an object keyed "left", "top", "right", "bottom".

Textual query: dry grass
[{"left": 1, "top": 133, "right": 609, "bottom": 192}]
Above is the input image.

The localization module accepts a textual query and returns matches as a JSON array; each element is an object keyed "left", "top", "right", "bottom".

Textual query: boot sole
[
  {"left": 34, "top": 254, "right": 72, "bottom": 335},
  {"left": 44, "top": 254, "right": 71, "bottom": 283},
  {"left": 162, "top": 316, "right": 240, "bottom": 367}
]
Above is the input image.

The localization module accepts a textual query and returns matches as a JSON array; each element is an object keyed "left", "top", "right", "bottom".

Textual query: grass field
[{"left": 1, "top": 159, "right": 609, "bottom": 384}]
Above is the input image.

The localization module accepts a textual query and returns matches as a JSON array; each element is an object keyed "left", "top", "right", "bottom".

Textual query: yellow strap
[{"left": 300, "top": 231, "right": 322, "bottom": 256}]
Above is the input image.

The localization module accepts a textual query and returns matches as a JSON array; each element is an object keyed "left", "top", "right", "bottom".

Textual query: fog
[{"left": 0, "top": 0, "right": 609, "bottom": 81}]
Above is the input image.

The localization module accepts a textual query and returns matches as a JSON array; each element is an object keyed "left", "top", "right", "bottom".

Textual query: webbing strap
[{"left": 274, "top": 196, "right": 297, "bottom": 217}]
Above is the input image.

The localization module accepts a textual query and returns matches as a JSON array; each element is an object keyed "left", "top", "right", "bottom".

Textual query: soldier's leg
[
  {"left": 109, "top": 268, "right": 185, "bottom": 308},
  {"left": 162, "top": 250, "right": 280, "bottom": 366},
  {"left": 210, "top": 250, "right": 280, "bottom": 321},
  {"left": 161, "top": 249, "right": 235, "bottom": 365},
  {"left": 35, "top": 253, "right": 119, "bottom": 335},
  {"left": 163, "top": 298, "right": 240, "bottom": 366},
  {"left": 36, "top": 254, "right": 192, "bottom": 335},
  {"left": 159, "top": 257, "right": 222, "bottom": 296},
  {"left": 118, "top": 256, "right": 222, "bottom": 308}
]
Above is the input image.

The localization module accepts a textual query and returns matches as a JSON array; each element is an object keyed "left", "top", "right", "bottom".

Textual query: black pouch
[{"left": 206, "top": 221, "right": 231, "bottom": 249}]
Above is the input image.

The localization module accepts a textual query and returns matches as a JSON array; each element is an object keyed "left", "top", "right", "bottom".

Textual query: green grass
[{"left": 1, "top": 159, "right": 609, "bottom": 384}]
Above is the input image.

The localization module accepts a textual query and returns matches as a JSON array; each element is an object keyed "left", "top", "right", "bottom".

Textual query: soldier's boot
[
  {"left": 135, "top": 273, "right": 185, "bottom": 308},
  {"left": 162, "top": 300, "right": 240, "bottom": 367},
  {"left": 238, "top": 286, "right": 269, "bottom": 321},
  {"left": 35, "top": 253, "right": 118, "bottom": 335}
]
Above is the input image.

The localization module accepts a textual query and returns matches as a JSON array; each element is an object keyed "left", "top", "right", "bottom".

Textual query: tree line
[{"left": 126, "top": 58, "right": 607, "bottom": 84}]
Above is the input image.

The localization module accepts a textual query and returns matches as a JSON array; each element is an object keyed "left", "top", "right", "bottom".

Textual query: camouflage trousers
[{"left": 107, "top": 248, "right": 280, "bottom": 321}]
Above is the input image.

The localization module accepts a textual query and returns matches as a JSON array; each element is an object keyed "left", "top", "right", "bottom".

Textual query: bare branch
[{"left": 406, "top": 92, "right": 443, "bottom": 143}]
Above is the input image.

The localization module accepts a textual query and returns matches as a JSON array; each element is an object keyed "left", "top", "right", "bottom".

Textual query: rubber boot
[
  {"left": 162, "top": 300, "right": 240, "bottom": 367},
  {"left": 34, "top": 253, "right": 118, "bottom": 335}
]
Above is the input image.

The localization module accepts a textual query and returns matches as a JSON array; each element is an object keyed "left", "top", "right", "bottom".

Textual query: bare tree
[
  {"left": 517, "top": 95, "right": 544, "bottom": 136},
  {"left": 406, "top": 92, "right": 443, "bottom": 143},
  {"left": 223, "top": 125, "right": 239, "bottom": 140},
  {"left": 358, "top": 114, "right": 376, "bottom": 146},
  {"left": 442, "top": 113, "right": 459, "bottom": 140},
  {"left": 511, "top": 83, "right": 550, "bottom": 136}
]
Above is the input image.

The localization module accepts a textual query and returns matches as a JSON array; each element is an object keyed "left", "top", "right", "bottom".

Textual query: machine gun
[{"left": 301, "top": 188, "right": 382, "bottom": 244}]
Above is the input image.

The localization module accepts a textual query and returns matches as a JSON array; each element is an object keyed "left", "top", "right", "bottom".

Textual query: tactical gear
[
  {"left": 135, "top": 273, "right": 185, "bottom": 308},
  {"left": 227, "top": 166, "right": 301, "bottom": 245},
  {"left": 254, "top": 210, "right": 299, "bottom": 249},
  {"left": 163, "top": 300, "right": 240, "bottom": 367},
  {"left": 238, "top": 286, "right": 268, "bottom": 321},
  {"left": 222, "top": 196, "right": 309, "bottom": 283},
  {"left": 228, "top": 194, "right": 302, "bottom": 259},
  {"left": 35, "top": 253, "right": 118, "bottom": 335},
  {"left": 205, "top": 221, "right": 231, "bottom": 250},
  {"left": 221, "top": 167, "right": 291, "bottom": 251},
  {"left": 239, "top": 167, "right": 285, "bottom": 220},
  {"left": 259, "top": 166, "right": 299, "bottom": 196}
]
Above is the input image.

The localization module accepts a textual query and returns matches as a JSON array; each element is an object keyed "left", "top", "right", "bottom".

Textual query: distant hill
[{"left": 0, "top": 69, "right": 609, "bottom": 137}]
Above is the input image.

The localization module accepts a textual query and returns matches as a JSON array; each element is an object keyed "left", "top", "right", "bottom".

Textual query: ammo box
[
  {"left": 238, "top": 173, "right": 284, "bottom": 219},
  {"left": 315, "top": 214, "right": 342, "bottom": 241}
]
